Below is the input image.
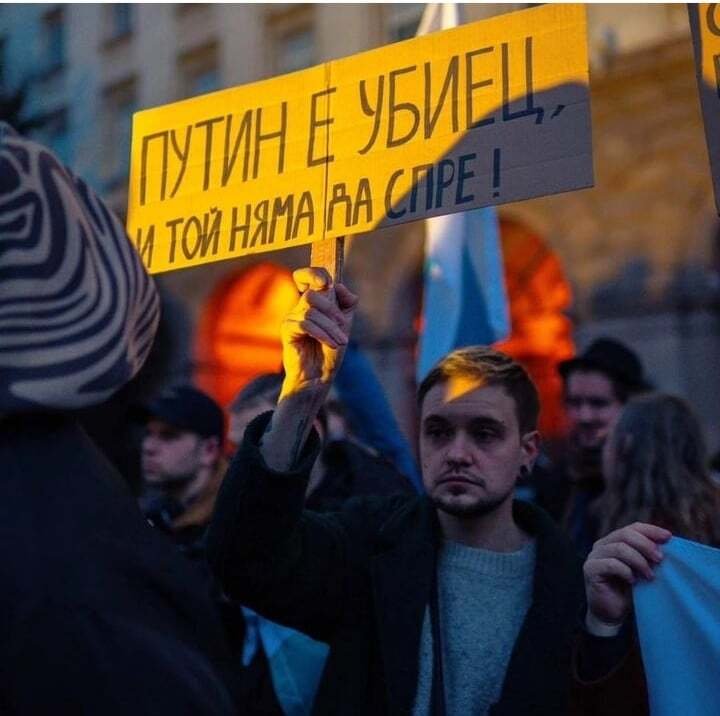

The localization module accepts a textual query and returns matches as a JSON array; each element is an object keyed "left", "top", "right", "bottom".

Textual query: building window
[
  {"left": 383, "top": 4, "right": 424, "bottom": 42},
  {"left": 266, "top": 6, "right": 316, "bottom": 75},
  {"left": 40, "top": 7, "right": 65, "bottom": 74},
  {"left": 103, "top": 4, "right": 133, "bottom": 45},
  {"left": 178, "top": 42, "right": 220, "bottom": 98},
  {"left": 101, "top": 78, "right": 137, "bottom": 190}
]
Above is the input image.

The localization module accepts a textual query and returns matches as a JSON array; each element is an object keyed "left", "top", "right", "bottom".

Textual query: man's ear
[
  {"left": 520, "top": 430, "right": 541, "bottom": 472},
  {"left": 199, "top": 436, "right": 221, "bottom": 466}
]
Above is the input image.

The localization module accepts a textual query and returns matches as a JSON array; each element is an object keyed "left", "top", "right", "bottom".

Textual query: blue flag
[
  {"left": 417, "top": 207, "right": 509, "bottom": 382},
  {"left": 415, "top": 5, "right": 510, "bottom": 382},
  {"left": 242, "top": 608, "right": 328, "bottom": 715},
  {"left": 633, "top": 536, "right": 720, "bottom": 716}
]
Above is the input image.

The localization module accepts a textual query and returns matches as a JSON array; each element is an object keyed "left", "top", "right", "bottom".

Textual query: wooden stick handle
[{"left": 310, "top": 236, "right": 345, "bottom": 284}]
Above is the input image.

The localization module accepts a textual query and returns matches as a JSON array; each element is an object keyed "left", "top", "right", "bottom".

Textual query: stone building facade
[{"left": 2, "top": 4, "right": 719, "bottom": 449}]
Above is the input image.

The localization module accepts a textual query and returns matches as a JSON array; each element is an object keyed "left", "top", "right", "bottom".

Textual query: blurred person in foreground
[
  {"left": 207, "top": 267, "right": 665, "bottom": 715},
  {"left": 0, "top": 122, "right": 234, "bottom": 713},
  {"left": 535, "top": 338, "right": 651, "bottom": 555}
]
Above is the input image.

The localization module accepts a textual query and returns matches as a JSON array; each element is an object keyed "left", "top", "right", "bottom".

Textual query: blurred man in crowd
[
  {"left": 208, "top": 269, "right": 658, "bottom": 715},
  {"left": 137, "top": 384, "right": 286, "bottom": 713},
  {"left": 228, "top": 374, "right": 284, "bottom": 452},
  {"left": 535, "top": 338, "right": 651, "bottom": 555},
  {"left": 138, "top": 384, "right": 226, "bottom": 554},
  {"left": 228, "top": 372, "right": 414, "bottom": 509}
]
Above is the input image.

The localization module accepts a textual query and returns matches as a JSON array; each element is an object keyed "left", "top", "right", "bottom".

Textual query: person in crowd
[
  {"left": 599, "top": 393, "right": 720, "bottom": 545},
  {"left": 227, "top": 369, "right": 414, "bottom": 714},
  {"left": 535, "top": 338, "right": 651, "bottom": 555},
  {"left": 137, "top": 384, "right": 291, "bottom": 714},
  {"left": 228, "top": 371, "right": 415, "bottom": 510},
  {"left": 571, "top": 393, "right": 719, "bottom": 714},
  {"left": 208, "top": 267, "right": 665, "bottom": 715},
  {"left": 227, "top": 343, "right": 422, "bottom": 490},
  {"left": 0, "top": 122, "right": 234, "bottom": 713},
  {"left": 138, "top": 384, "right": 226, "bottom": 555},
  {"left": 228, "top": 373, "right": 285, "bottom": 452}
]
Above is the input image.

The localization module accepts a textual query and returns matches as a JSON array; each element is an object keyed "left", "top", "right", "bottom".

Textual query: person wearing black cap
[
  {"left": 138, "top": 384, "right": 226, "bottom": 551},
  {"left": 535, "top": 338, "right": 651, "bottom": 556},
  {"left": 137, "top": 384, "right": 286, "bottom": 714}
]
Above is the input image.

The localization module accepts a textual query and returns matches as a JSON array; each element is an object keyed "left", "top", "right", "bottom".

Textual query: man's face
[
  {"left": 564, "top": 370, "right": 623, "bottom": 450},
  {"left": 420, "top": 378, "right": 539, "bottom": 519},
  {"left": 141, "top": 419, "right": 206, "bottom": 486}
]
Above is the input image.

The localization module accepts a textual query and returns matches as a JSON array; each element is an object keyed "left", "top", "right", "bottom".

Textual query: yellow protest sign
[
  {"left": 689, "top": 3, "right": 720, "bottom": 214},
  {"left": 127, "top": 3, "right": 592, "bottom": 274}
]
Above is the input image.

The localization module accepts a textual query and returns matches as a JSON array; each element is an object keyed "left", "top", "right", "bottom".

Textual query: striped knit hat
[{"left": 0, "top": 122, "right": 159, "bottom": 412}]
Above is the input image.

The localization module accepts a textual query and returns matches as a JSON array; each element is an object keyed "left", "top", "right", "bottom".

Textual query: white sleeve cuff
[{"left": 585, "top": 611, "right": 624, "bottom": 638}]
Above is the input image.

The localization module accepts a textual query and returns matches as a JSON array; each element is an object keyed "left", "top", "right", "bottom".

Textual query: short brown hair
[{"left": 418, "top": 347, "right": 540, "bottom": 434}]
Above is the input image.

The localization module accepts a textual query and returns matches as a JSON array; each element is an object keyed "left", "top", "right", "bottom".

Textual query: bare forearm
[
  {"left": 260, "top": 382, "right": 328, "bottom": 471},
  {"left": 259, "top": 268, "right": 357, "bottom": 471}
]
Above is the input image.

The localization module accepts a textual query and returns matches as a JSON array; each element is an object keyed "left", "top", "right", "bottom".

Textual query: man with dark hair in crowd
[
  {"left": 207, "top": 268, "right": 661, "bottom": 715},
  {"left": 228, "top": 372, "right": 414, "bottom": 510},
  {"left": 535, "top": 338, "right": 651, "bottom": 556},
  {"left": 228, "top": 374, "right": 285, "bottom": 452}
]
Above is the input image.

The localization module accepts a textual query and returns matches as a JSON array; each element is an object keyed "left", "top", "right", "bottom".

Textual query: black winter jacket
[{"left": 0, "top": 415, "right": 236, "bottom": 715}]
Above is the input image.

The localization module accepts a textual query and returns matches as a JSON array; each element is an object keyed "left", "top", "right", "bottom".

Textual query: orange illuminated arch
[
  {"left": 195, "top": 262, "right": 298, "bottom": 408},
  {"left": 494, "top": 218, "right": 575, "bottom": 438}
]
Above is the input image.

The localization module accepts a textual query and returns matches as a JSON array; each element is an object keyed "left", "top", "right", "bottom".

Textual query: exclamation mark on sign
[{"left": 492, "top": 148, "right": 501, "bottom": 198}]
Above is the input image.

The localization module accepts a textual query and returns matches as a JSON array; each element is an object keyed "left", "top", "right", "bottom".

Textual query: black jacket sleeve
[
  {"left": 207, "top": 412, "right": 399, "bottom": 642},
  {"left": 570, "top": 622, "right": 649, "bottom": 716}
]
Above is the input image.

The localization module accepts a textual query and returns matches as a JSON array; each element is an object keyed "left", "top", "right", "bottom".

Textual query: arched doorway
[
  {"left": 494, "top": 217, "right": 575, "bottom": 438},
  {"left": 195, "top": 262, "right": 297, "bottom": 408}
]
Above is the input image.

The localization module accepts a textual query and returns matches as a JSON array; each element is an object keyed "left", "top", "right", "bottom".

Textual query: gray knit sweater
[{"left": 412, "top": 539, "right": 536, "bottom": 715}]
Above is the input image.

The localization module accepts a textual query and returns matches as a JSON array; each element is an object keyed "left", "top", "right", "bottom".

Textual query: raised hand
[
  {"left": 260, "top": 267, "right": 358, "bottom": 471},
  {"left": 584, "top": 522, "right": 672, "bottom": 626},
  {"left": 280, "top": 267, "right": 358, "bottom": 400}
]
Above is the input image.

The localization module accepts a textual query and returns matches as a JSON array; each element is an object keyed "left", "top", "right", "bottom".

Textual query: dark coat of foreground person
[
  {"left": 0, "top": 415, "right": 236, "bottom": 714},
  {"left": 0, "top": 122, "right": 235, "bottom": 714},
  {"left": 208, "top": 413, "right": 587, "bottom": 715}
]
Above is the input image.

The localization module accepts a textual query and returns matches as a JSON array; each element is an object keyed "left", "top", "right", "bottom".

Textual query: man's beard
[
  {"left": 431, "top": 483, "right": 515, "bottom": 519},
  {"left": 571, "top": 423, "right": 607, "bottom": 451}
]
